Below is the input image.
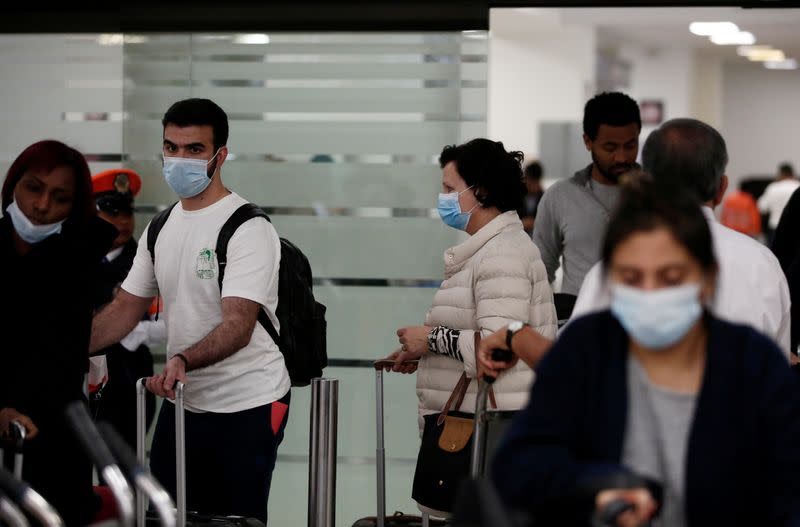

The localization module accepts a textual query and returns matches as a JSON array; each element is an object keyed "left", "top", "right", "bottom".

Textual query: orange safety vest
[{"left": 720, "top": 191, "right": 762, "bottom": 237}]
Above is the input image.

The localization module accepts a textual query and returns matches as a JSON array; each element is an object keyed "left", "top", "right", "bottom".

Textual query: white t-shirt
[
  {"left": 758, "top": 178, "right": 800, "bottom": 229},
  {"left": 570, "top": 207, "right": 792, "bottom": 358},
  {"left": 122, "top": 192, "right": 291, "bottom": 413}
]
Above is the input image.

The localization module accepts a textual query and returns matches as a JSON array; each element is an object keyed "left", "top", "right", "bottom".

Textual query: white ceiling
[{"left": 508, "top": 7, "right": 800, "bottom": 64}]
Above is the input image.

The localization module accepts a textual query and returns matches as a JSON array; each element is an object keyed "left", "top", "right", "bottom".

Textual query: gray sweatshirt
[{"left": 532, "top": 165, "right": 620, "bottom": 296}]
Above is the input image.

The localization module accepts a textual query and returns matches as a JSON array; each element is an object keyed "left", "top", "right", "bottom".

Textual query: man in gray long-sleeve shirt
[{"left": 533, "top": 92, "right": 641, "bottom": 296}]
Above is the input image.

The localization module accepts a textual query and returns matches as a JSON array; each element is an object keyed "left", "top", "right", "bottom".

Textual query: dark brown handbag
[{"left": 411, "top": 336, "right": 496, "bottom": 513}]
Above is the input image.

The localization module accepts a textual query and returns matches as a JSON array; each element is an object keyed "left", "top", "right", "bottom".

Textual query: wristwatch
[{"left": 506, "top": 321, "right": 527, "bottom": 352}]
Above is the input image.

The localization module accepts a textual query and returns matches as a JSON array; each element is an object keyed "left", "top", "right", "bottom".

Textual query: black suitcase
[
  {"left": 350, "top": 360, "right": 447, "bottom": 527},
  {"left": 0, "top": 420, "right": 49, "bottom": 527},
  {"left": 137, "top": 379, "right": 266, "bottom": 527}
]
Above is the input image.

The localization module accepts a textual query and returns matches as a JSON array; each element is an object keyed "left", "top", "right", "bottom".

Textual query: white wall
[
  {"left": 488, "top": 9, "right": 596, "bottom": 161},
  {"left": 692, "top": 53, "right": 724, "bottom": 130},
  {"left": 617, "top": 45, "right": 695, "bottom": 145},
  {"left": 722, "top": 62, "right": 800, "bottom": 189}
]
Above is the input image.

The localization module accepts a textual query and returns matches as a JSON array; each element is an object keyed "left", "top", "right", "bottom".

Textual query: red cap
[{"left": 91, "top": 169, "right": 142, "bottom": 197}]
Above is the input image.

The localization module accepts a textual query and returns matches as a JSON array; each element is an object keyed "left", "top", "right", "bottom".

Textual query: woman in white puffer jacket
[{"left": 387, "top": 138, "right": 558, "bottom": 469}]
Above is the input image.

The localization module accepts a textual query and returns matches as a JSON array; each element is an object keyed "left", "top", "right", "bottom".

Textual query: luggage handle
[
  {"left": 64, "top": 401, "right": 135, "bottom": 527},
  {"left": 9, "top": 422, "right": 25, "bottom": 449},
  {"left": 99, "top": 421, "right": 176, "bottom": 527},
  {"left": 372, "top": 359, "right": 419, "bottom": 371},
  {"left": 372, "top": 359, "right": 417, "bottom": 527},
  {"left": 0, "top": 467, "right": 64, "bottom": 527},
  {"left": 0, "top": 493, "right": 29, "bottom": 527},
  {"left": 9, "top": 421, "right": 25, "bottom": 480},
  {"left": 137, "top": 378, "right": 186, "bottom": 527},
  {"left": 372, "top": 359, "right": 433, "bottom": 527}
]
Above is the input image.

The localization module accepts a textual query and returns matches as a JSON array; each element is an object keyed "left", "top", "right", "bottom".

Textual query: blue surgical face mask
[
  {"left": 610, "top": 282, "right": 703, "bottom": 350},
  {"left": 5, "top": 198, "right": 65, "bottom": 244},
  {"left": 438, "top": 186, "right": 477, "bottom": 231},
  {"left": 162, "top": 149, "right": 220, "bottom": 198}
]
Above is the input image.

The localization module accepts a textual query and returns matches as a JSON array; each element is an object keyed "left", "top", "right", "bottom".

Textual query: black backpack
[{"left": 146, "top": 202, "right": 327, "bottom": 387}]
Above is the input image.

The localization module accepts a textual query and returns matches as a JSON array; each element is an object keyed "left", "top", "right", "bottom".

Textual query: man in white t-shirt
[
  {"left": 758, "top": 162, "right": 800, "bottom": 244},
  {"left": 90, "top": 98, "right": 290, "bottom": 523}
]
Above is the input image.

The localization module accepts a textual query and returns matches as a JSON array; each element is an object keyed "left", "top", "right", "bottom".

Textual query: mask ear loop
[
  {"left": 205, "top": 147, "right": 224, "bottom": 179},
  {"left": 463, "top": 186, "right": 482, "bottom": 214}
]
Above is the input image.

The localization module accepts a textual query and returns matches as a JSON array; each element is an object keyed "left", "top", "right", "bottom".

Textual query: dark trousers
[{"left": 149, "top": 391, "right": 290, "bottom": 524}]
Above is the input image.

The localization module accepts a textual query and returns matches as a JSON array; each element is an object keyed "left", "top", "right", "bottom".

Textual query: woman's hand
[
  {"left": 396, "top": 326, "right": 431, "bottom": 359},
  {"left": 384, "top": 325, "right": 432, "bottom": 373},
  {"left": 383, "top": 348, "right": 419, "bottom": 374},
  {"left": 477, "top": 326, "right": 520, "bottom": 380},
  {"left": 595, "top": 488, "right": 657, "bottom": 527},
  {"left": 0, "top": 407, "right": 38, "bottom": 440}
]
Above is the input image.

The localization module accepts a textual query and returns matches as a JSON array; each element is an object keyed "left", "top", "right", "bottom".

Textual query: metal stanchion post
[
  {"left": 175, "top": 383, "right": 186, "bottom": 527},
  {"left": 375, "top": 369, "right": 385, "bottom": 527},
  {"left": 136, "top": 380, "right": 147, "bottom": 527},
  {"left": 308, "top": 378, "right": 339, "bottom": 527}
]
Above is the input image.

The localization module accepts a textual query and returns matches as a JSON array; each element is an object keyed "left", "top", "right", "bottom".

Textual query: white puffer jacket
[{"left": 416, "top": 211, "right": 558, "bottom": 432}]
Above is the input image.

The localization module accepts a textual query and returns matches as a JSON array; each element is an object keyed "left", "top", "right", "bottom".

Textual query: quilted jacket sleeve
[{"left": 458, "top": 240, "right": 557, "bottom": 378}]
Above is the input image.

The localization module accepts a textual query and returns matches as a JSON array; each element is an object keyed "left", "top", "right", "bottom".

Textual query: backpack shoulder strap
[
  {"left": 216, "top": 203, "right": 271, "bottom": 286},
  {"left": 215, "top": 204, "right": 280, "bottom": 345},
  {"left": 146, "top": 202, "right": 178, "bottom": 266}
]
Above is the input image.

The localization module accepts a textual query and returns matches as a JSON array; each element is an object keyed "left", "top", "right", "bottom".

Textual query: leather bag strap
[{"left": 437, "top": 372, "right": 470, "bottom": 426}]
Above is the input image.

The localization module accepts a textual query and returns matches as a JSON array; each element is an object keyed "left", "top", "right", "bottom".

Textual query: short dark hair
[
  {"left": 779, "top": 162, "right": 794, "bottom": 175},
  {"left": 439, "top": 138, "right": 526, "bottom": 213},
  {"left": 1, "top": 140, "right": 95, "bottom": 229},
  {"left": 602, "top": 172, "right": 716, "bottom": 274},
  {"left": 583, "top": 92, "right": 641, "bottom": 141},
  {"left": 641, "top": 118, "right": 728, "bottom": 203},
  {"left": 524, "top": 161, "right": 543, "bottom": 181},
  {"left": 162, "top": 98, "right": 229, "bottom": 151}
]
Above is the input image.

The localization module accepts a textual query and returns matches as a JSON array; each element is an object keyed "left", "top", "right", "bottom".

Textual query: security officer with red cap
[{"left": 90, "top": 169, "right": 162, "bottom": 447}]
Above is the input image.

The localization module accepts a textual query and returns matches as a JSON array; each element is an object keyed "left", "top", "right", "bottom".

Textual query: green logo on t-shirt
[{"left": 196, "top": 248, "right": 215, "bottom": 279}]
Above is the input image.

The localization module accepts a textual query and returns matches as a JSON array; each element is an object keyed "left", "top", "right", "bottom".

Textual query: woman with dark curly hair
[
  {"left": 0, "top": 140, "right": 117, "bottom": 525},
  {"left": 386, "top": 138, "right": 558, "bottom": 517}
]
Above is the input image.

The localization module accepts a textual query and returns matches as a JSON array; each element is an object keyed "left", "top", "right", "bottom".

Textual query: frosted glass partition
[
  {"left": 0, "top": 29, "right": 486, "bottom": 527},
  {"left": 120, "top": 31, "right": 488, "bottom": 526},
  {"left": 0, "top": 34, "right": 125, "bottom": 180}
]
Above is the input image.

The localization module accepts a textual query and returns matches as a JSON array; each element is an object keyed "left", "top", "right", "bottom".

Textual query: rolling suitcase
[
  {"left": 136, "top": 379, "right": 265, "bottom": 527},
  {"left": 451, "top": 354, "right": 527, "bottom": 527},
  {"left": 0, "top": 420, "right": 67, "bottom": 527},
  {"left": 0, "top": 420, "right": 33, "bottom": 527},
  {"left": 350, "top": 360, "right": 446, "bottom": 527}
]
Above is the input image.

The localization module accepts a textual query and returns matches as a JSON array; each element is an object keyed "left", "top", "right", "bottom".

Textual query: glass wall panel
[
  {"left": 0, "top": 29, "right": 486, "bottom": 526},
  {"left": 0, "top": 34, "right": 124, "bottom": 177},
  {"left": 122, "top": 31, "right": 488, "bottom": 526}
]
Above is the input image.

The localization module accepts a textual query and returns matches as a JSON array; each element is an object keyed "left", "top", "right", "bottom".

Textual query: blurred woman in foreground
[
  {"left": 0, "top": 140, "right": 116, "bottom": 525},
  {"left": 490, "top": 175, "right": 800, "bottom": 527}
]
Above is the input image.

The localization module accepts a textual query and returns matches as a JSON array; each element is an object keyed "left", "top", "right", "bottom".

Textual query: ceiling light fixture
[
  {"left": 233, "top": 34, "right": 270, "bottom": 45},
  {"left": 764, "top": 58, "right": 798, "bottom": 70},
  {"left": 746, "top": 48, "right": 786, "bottom": 62},
  {"left": 461, "top": 30, "right": 488, "bottom": 40},
  {"left": 737, "top": 45, "right": 771, "bottom": 57},
  {"left": 689, "top": 22, "right": 739, "bottom": 37},
  {"left": 710, "top": 31, "right": 756, "bottom": 46},
  {"left": 96, "top": 34, "right": 124, "bottom": 46}
]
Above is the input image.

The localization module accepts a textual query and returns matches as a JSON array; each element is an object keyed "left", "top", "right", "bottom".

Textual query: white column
[{"left": 487, "top": 8, "right": 596, "bottom": 161}]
